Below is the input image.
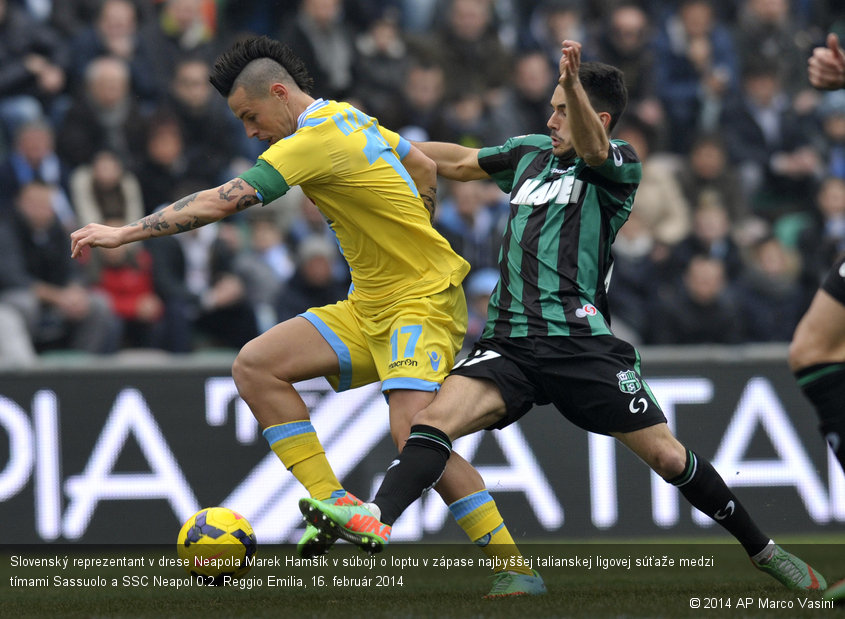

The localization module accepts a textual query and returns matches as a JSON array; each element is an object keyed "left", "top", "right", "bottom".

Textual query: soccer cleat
[
  {"left": 299, "top": 498, "right": 391, "bottom": 554},
  {"left": 823, "top": 578, "right": 845, "bottom": 604},
  {"left": 483, "top": 569, "right": 547, "bottom": 599},
  {"left": 296, "top": 490, "right": 362, "bottom": 559},
  {"left": 753, "top": 545, "right": 826, "bottom": 591}
]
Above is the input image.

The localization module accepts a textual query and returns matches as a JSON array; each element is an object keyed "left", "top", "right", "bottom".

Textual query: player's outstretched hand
[
  {"left": 808, "top": 33, "right": 845, "bottom": 91},
  {"left": 70, "top": 223, "right": 125, "bottom": 259},
  {"left": 558, "top": 40, "right": 582, "bottom": 87}
]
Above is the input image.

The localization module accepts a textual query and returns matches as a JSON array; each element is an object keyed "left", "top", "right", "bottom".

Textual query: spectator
[
  {"left": 148, "top": 215, "right": 258, "bottom": 353},
  {"left": 719, "top": 60, "right": 821, "bottom": 219},
  {"left": 520, "top": 0, "right": 588, "bottom": 70},
  {"left": 490, "top": 50, "right": 557, "bottom": 138},
  {"left": 275, "top": 235, "right": 350, "bottom": 323},
  {"left": 50, "top": 0, "right": 155, "bottom": 41},
  {"left": 796, "top": 176, "right": 845, "bottom": 303},
  {"left": 135, "top": 111, "right": 194, "bottom": 214},
  {"left": 607, "top": 208, "right": 658, "bottom": 344},
  {"left": 5, "top": 181, "right": 118, "bottom": 354},
  {"left": 614, "top": 117, "right": 691, "bottom": 250},
  {"left": 56, "top": 55, "right": 148, "bottom": 170},
  {"left": 677, "top": 132, "right": 750, "bottom": 225},
  {"left": 351, "top": 8, "right": 410, "bottom": 119},
  {"left": 592, "top": 2, "right": 664, "bottom": 133},
  {"left": 649, "top": 254, "right": 743, "bottom": 344},
  {"left": 86, "top": 227, "right": 164, "bottom": 349},
  {"left": 280, "top": 0, "right": 357, "bottom": 101},
  {"left": 463, "top": 267, "right": 498, "bottom": 345},
  {"left": 379, "top": 59, "right": 447, "bottom": 141},
  {"left": 0, "top": 217, "right": 39, "bottom": 367},
  {"left": 285, "top": 191, "right": 349, "bottom": 283},
  {"left": 735, "top": 235, "right": 803, "bottom": 341},
  {"left": 156, "top": 55, "right": 245, "bottom": 186},
  {"left": 653, "top": 0, "right": 738, "bottom": 152},
  {"left": 434, "top": 179, "right": 506, "bottom": 271},
  {"left": 141, "top": 0, "right": 218, "bottom": 95},
  {"left": 0, "top": 119, "right": 73, "bottom": 221},
  {"left": 0, "top": 0, "right": 67, "bottom": 143},
  {"left": 666, "top": 199, "right": 745, "bottom": 284},
  {"left": 69, "top": 149, "right": 144, "bottom": 225},
  {"left": 816, "top": 89, "right": 845, "bottom": 181},
  {"left": 424, "top": 0, "right": 512, "bottom": 101},
  {"left": 733, "top": 0, "right": 811, "bottom": 97},
  {"left": 234, "top": 211, "right": 296, "bottom": 333},
  {"left": 431, "top": 90, "right": 506, "bottom": 147},
  {"left": 67, "top": 0, "right": 159, "bottom": 106}
]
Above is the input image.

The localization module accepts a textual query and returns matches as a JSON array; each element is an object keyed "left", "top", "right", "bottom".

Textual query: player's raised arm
[
  {"left": 808, "top": 32, "right": 845, "bottom": 91},
  {"left": 70, "top": 177, "right": 260, "bottom": 258},
  {"left": 413, "top": 141, "right": 488, "bottom": 182},
  {"left": 557, "top": 40, "right": 610, "bottom": 166}
]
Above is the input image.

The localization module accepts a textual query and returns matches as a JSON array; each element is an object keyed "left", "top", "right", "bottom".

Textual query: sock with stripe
[
  {"left": 668, "top": 449, "right": 769, "bottom": 556},
  {"left": 795, "top": 363, "right": 845, "bottom": 472},
  {"left": 373, "top": 424, "right": 451, "bottom": 526},
  {"left": 449, "top": 490, "right": 533, "bottom": 576},
  {"left": 263, "top": 421, "right": 342, "bottom": 501}
]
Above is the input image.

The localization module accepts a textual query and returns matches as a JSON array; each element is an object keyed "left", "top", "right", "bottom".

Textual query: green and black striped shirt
[{"left": 477, "top": 134, "right": 641, "bottom": 338}]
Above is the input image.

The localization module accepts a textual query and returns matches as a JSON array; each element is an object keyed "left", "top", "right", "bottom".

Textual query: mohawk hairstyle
[{"left": 209, "top": 35, "right": 314, "bottom": 97}]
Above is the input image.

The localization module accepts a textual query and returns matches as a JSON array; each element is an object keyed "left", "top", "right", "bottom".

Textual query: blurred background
[{"left": 1, "top": 0, "right": 845, "bottom": 544}]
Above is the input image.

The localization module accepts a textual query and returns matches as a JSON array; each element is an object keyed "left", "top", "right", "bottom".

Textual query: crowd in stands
[{"left": 0, "top": 0, "right": 844, "bottom": 365}]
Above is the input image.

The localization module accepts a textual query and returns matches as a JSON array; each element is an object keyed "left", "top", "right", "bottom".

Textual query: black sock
[
  {"left": 373, "top": 425, "right": 451, "bottom": 526},
  {"left": 669, "top": 449, "right": 769, "bottom": 556},
  {"left": 796, "top": 363, "right": 845, "bottom": 472}
]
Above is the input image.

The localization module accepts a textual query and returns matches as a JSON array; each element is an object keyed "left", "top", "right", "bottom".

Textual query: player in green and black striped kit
[{"left": 301, "top": 40, "right": 825, "bottom": 595}]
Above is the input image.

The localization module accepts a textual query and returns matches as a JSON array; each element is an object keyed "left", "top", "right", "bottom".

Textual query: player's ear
[
  {"left": 598, "top": 111, "right": 612, "bottom": 130},
  {"left": 270, "top": 82, "right": 288, "bottom": 101}
]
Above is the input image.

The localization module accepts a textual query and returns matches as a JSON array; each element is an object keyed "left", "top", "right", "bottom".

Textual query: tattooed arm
[
  {"left": 401, "top": 143, "right": 438, "bottom": 220},
  {"left": 70, "top": 178, "right": 260, "bottom": 258}
]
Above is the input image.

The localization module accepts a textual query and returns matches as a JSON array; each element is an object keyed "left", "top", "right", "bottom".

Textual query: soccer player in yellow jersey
[{"left": 70, "top": 36, "right": 544, "bottom": 598}]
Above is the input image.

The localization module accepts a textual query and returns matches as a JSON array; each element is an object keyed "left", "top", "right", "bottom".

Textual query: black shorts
[
  {"left": 451, "top": 335, "right": 667, "bottom": 435},
  {"left": 821, "top": 253, "right": 845, "bottom": 307}
]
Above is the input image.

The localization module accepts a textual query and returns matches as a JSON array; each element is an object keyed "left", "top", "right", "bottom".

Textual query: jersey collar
[{"left": 297, "top": 98, "right": 328, "bottom": 130}]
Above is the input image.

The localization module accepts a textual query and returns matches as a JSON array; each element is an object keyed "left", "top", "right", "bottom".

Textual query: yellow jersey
[{"left": 239, "top": 99, "right": 470, "bottom": 309}]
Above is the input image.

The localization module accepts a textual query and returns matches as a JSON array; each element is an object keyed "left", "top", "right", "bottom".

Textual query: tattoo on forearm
[
  {"left": 135, "top": 212, "right": 170, "bottom": 234},
  {"left": 218, "top": 179, "right": 246, "bottom": 202},
  {"left": 422, "top": 186, "right": 437, "bottom": 219},
  {"left": 175, "top": 216, "right": 209, "bottom": 232},
  {"left": 173, "top": 192, "right": 198, "bottom": 211},
  {"left": 236, "top": 195, "right": 260, "bottom": 211}
]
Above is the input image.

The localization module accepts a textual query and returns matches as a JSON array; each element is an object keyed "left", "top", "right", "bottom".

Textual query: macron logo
[{"left": 428, "top": 351, "right": 441, "bottom": 372}]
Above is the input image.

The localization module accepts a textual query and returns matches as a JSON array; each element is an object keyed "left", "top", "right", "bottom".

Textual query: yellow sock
[
  {"left": 263, "top": 421, "right": 342, "bottom": 501},
  {"left": 449, "top": 490, "right": 533, "bottom": 576}
]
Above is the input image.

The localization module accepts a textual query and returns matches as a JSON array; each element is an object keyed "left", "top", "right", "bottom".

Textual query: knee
[
  {"left": 232, "top": 339, "right": 267, "bottom": 395},
  {"left": 650, "top": 445, "right": 688, "bottom": 480}
]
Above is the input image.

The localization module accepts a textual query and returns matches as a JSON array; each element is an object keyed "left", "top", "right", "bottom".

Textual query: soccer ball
[{"left": 177, "top": 507, "right": 257, "bottom": 584}]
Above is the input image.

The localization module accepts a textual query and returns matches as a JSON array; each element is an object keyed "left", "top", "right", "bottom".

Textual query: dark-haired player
[
  {"left": 302, "top": 40, "right": 826, "bottom": 594},
  {"left": 790, "top": 32, "right": 845, "bottom": 604},
  {"left": 70, "top": 35, "right": 543, "bottom": 598}
]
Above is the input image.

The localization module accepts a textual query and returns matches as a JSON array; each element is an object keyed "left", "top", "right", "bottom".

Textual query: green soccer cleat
[
  {"left": 296, "top": 490, "right": 362, "bottom": 559},
  {"left": 823, "top": 578, "right": 845, "bottom": 604},
  {"left": 299, "top": 498, "right": 391, "bottom": 554},
  {"left": 753, "top": 545, "right": 826, "bottom": 591},
  {"left": 483, "top": 569, "right": 547, "bottom": 599}
]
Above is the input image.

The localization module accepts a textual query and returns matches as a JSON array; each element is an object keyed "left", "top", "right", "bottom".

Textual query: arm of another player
[
  {"left": 808, "top": 33, "right": 845, "bottom": 91},
  {"left": 558, "top": 40, "right": 610, "bottom": 166},
  {"left": 70, "top": 178, "right": 260, "bottom": 258},
  {"left": 400, "top": 143, "right": 438, "bottom": 219},
  {"left": 412, "top": 141, "right": 488, "bottom": 182}
]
